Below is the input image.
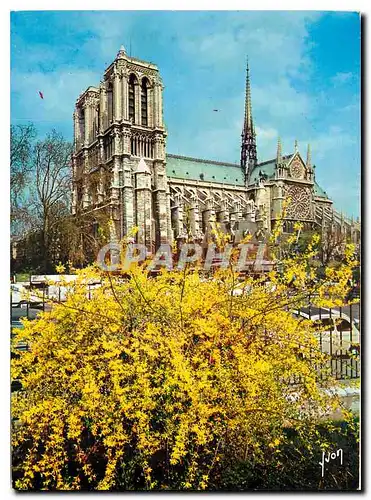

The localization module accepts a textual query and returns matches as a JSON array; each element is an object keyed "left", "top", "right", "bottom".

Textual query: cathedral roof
[
  {"left": 166, "top": 154, "right": 244, "bottom": 186},
  {"left": 248, "top": 154, "right": 293, "bottom": 184},
  {"left": 166, "top": 153, "right": 330, "bottom": 200},
  {"left": 249, "top": 154, "right": 330, "bottom": 200},
  {"left": 314, "top": 182, "right": 330, "bottom": 199}
]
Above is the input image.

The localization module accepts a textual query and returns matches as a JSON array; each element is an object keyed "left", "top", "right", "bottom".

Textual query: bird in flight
[
  {"left": 213, "top": 109, "right": 219, "bottom": 112},
  {"left": 38, "top": 91, "right": 44, "bottom": 99}
]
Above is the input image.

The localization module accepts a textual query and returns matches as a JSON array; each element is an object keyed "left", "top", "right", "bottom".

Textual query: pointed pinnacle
[
  {"left": 294, "top": 139, "right": 298, "bottom": 153},
  {"left": 244, "top": 57, "right": 253, "bottom": 133},
  {"left": 277, "top": 137, "right": 282, "bottom": 164},
  {"left": 306, "top": 143, "right": 311, "bottom": 168}
]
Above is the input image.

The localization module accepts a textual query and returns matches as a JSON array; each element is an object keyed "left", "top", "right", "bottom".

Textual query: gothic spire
[
  {"left": 241, "top": 57, "right": 257, "bottom": 184},
  {"left": 243, "top": 57, "right": 254, "bottom": 134}
]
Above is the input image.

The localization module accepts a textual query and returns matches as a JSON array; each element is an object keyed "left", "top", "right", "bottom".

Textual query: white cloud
[
  {"left": 176, "top": 11, "right": 320, "bottom": 78},
  {"left": 165, "top": 11, "right": 320, "bottom": 165},
  {"left": 331, "top": 72, "right": 353, "bottom": 85},
  {"left": 340, "top": 102, "right": 359, "bottom": 113},
  {"left": 253, "top": 79, "right": 311, "bottom": 119},
  {"left": 255, "top": 126, "right": 278, "bottom": 140},
  {"left": 77, "top": 13, "right": 135, "bottom": 63},
  {"left": 12, "top": 69, "right": 100, "bottom": 124},
  {"left": 255, "top": 126, "right": 279, "bottom": 160},
  {"left": 310, "top": 125, "right": 356, "bottom": 160},
  {"left": 11, "top": 11, "right": 360, "bottom": 216}
]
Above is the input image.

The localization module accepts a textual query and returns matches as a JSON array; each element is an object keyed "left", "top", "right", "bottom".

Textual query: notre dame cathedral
[{"left": 71, "top": 46, "right": 360, "bottom": 253}]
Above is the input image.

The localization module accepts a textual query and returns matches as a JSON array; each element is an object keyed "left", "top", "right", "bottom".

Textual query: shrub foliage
[{"left": 12, "top": 229, "right": 359, "bottom": 490}]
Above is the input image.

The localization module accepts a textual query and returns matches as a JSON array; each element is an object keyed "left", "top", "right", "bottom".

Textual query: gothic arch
[
  {"left": 107, "top": 81, "right": 113, "bottom": 124},
  {"left": 128, "top": 73, "right": 138, "bottom": 123},
  {"left": 141, "top": 77, "right": 149, "bottom": 126},
  {"left": 140, "top": 75, "right": 152, "bottom": 87}
]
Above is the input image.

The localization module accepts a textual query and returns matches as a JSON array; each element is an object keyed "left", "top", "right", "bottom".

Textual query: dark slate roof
[
  {"left": 248, "top": 154, "right": 293, "bottom": 185},
  {"left": 166, "top": 154, "right": 244, "bottom": 186}
]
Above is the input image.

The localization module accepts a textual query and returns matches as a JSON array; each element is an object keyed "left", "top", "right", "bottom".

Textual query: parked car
[
  {"left": 10, "top": 283, "right": 43, "bottom": 308},
  {"left": 11, "top": 306, "right": 42, "bottom": 322},
  {"left": 292, "top": 307, "right": 360, "bottom": 357},
  {"left": 231, "top": 282, "right": 252, "bottom": 296}
]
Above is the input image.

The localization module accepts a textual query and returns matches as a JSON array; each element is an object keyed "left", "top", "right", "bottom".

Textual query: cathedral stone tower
[
  {"left": 72, "top": 46, "right": 170, "bottom": 253},
  {"left": 240, "top": 59, "right": 257, "bottom": 185},
  {"left": 71, "top": 49, "right": 359, "bottom": 262}
]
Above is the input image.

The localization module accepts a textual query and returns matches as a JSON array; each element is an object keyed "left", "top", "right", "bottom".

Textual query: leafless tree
[
  {"left": 30, "top": 130, "right": 73, "bottom": 271},
  {"left": 57, "top": 208, "right": 112, "bottom": 269},
  {"left": 11, "top": 125, "right": 112, "bottom": 272},
  {"left": 11, "top": 123, "right": 37, "bottom": 237},
  {"left": 11, "top": 123, "right": 36, "bottom": 202},
  {"left": 319, "top": 224, "right": 349, "bottom": 266}
]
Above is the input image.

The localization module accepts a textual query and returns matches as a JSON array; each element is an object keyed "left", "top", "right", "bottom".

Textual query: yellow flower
[
  {"left": 55, "top": 262, "right": 66, "bottom": 274},
  {"left": 11, "top": 235, "right": 356, "bottom": 490}
]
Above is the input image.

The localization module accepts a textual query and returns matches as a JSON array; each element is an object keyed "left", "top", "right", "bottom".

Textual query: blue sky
[{"left": 10, "top": 10, "right": 360, "bottom": 217}]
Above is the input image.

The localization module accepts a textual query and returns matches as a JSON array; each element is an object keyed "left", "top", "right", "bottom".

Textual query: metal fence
[
  {"left": 11, "top": 284, "right": 360, "bottom": 382},
  {"left": 290, "top": 301, "right": 360, "bottom": 382}
]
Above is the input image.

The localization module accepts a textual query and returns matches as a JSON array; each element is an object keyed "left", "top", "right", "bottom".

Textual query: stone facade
[
  {"left": 72, "top": 47, "right": 360, "bottom": 251},
  {"left": 72, "top": 46, "right": 169, "bottom": 254}
]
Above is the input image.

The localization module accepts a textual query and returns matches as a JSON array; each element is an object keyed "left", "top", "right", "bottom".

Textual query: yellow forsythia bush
[{"left": 11, "top": 236, "right": 357, "bottom": 490}]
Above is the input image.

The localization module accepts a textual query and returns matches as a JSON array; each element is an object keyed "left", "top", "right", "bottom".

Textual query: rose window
[
  {"left": 284, "top": 184, "right": 312, "bottom": 220},
  {"left": 290, "top": 160, "right": 304, "bottom": 179}
]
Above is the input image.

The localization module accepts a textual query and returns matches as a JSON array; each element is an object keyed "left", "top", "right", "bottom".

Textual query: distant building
[{"left": 71, "top": 46, "right": 360, "bottom": 253}]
